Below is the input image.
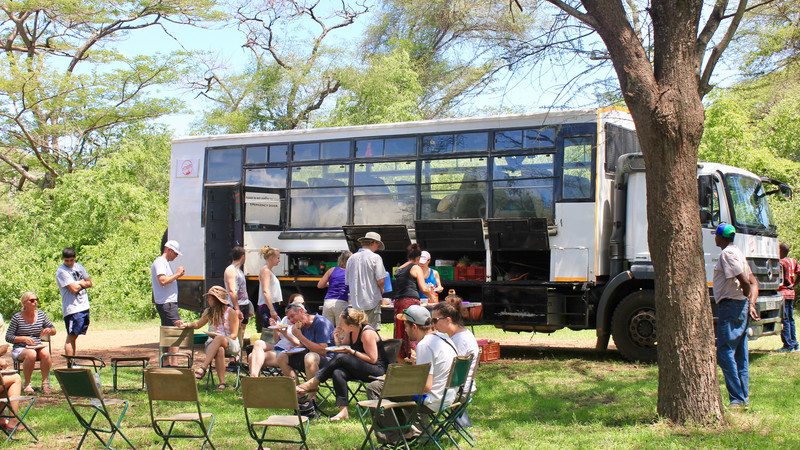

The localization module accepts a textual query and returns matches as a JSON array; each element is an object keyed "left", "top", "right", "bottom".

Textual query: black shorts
[
  {"left": 156, "top": 302, "right": 180, "bottom": 326},
  {"left": 240, "top": 302, "right": 253, "bottom": 325}
]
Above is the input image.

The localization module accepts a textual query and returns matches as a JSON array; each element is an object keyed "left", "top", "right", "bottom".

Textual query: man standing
[
  {"left": 152, "top": 240, "right": 185, "bottom": 366},
  {"left": 56, "top": 247, "right": 92, "bottom": 358},
  {"left": 277, "top": 303, "right": 334, "bottom": 384},
  {"left": 225, "top": 246, "right": 252, "bottom": 337},
  {"left": 346, "top": 231, "right": 388, "bottom": 330},
  {"left": 778, "top": 242, "right": 800, "bottom": 352},
  {"left": 713, "top": 223, "right": 759, "bottom": 409}
]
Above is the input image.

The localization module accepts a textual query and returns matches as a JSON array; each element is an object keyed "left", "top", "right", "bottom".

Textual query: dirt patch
[{"left": 44, "top": 326, "right": 163, "bottom": 368}]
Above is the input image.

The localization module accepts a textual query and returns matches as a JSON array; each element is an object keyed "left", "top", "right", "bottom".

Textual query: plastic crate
[
  {"left": 478, "top": 340, "right": 500, "bottom": 361},
  {"left": 323, "top": 262, "right": 338, "bottom": 271},
  {"left": 455, "top": 266, "right": 486, "bottom": 281},
  {"left": 433, "top": 266, "right": 454, "bottom": 281}
]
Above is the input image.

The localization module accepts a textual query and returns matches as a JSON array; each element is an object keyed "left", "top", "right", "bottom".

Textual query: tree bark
[{"left": 575, "top": 0, "right": 725, "bottom": 425}]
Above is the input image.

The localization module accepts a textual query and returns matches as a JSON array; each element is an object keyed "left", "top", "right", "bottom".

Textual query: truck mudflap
[{"left": 748, "top": 292, "right": 784, "bottom": 339}]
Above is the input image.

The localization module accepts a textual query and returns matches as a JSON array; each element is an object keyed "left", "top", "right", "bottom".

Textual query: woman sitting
[
  {"left": 5, "top": 292, "right": 57, "bottom": 394},
  {"left": 0, "top": 368, "right": 23, "bottom": 432},
  {"left": 249, "top": 294, "right": 304, "bottom": 377},
  {"left": 176, "top": 286, "right": 240, "bottom": 391},
  {"left": 296, "top": 308, "right": 388, "bottom": 421}
]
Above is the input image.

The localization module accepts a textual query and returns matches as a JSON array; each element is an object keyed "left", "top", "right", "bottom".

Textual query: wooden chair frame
[{"left": 54, "top": 368, "right": 134, "bottom": 449}]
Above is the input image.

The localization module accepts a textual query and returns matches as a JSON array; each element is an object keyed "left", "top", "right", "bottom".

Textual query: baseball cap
[
  {"left": 396, "top": 304, "right": 431, "bottom": 326},
  {"left": 419, "top": 251, "right": 431, "bottom": 265},
  {"left": 713, "top": 223, "right": 736, "bottom": 239},
  {"left": 164, "top": 240, "right": 182, "bottom": 256},
  {"left": 205, "top": 286, "right": 229, "bottom": 305}
]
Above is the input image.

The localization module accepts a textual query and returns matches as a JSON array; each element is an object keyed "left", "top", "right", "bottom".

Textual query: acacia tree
[
  {"left": 0, "top": 0, "right": 218, "bottom": 191},
  {"left": 517, "top": 0, "right": 753, "bottom": 425}
]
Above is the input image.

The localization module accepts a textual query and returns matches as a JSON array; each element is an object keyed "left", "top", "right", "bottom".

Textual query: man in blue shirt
[{"left": 277, "top": 303, "right": 335, "bottom": 383}]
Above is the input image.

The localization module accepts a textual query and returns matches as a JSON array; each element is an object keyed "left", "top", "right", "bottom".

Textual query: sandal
[
  {"left": 42, "top": 380, "right": 52, "bottom": 394},
  {"left": 22, "top": 383, "right": 34, "bottom": 394},
  {"left": 194, "top": 367, "right": 206, "bottom": 379},
  {"left": 215, "top": 383, "right": 227, "bottom": 391}
]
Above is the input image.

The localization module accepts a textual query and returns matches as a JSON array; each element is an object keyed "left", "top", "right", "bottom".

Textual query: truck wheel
[{"left": 611, "top": 290, "right": 657, "bottom": 362}]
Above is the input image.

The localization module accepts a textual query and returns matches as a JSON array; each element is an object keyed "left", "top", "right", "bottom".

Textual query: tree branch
[{"left": 699, "top": 0, "right": 748, "bottom": 96}]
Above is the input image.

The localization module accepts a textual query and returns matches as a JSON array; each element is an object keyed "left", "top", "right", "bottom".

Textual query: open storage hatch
[
  {"left": 487, "top": 218, "right": 549, "bottom": 251},
  {"left": 414, "top": 219, "right": 485, "bottom": 252},
  {"left": 342, "top": 225, "right": 411, "bottom": 253}
]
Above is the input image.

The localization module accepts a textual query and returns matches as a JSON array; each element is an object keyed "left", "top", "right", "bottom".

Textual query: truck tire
[{"left": 611, "top": 290, "right": 657, "bottom": 362}]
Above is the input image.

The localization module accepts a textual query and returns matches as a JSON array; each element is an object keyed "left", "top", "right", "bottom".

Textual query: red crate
[
  {"left": 478, "top": 340, "right": 500, "bottom": 361},
  {"left": 454, "top": 266, "right": 486, "bottom": 281}
]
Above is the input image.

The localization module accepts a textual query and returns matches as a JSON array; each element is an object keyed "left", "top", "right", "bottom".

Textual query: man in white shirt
[
  {"left": 56, "top": 247, "right": 92, "bottom": 359},
  {"left": 152, "top": 240, "right": 185, "bottom": 366},
  {"left": 345, "top": 231, "right": 388, "bottom": 330}
]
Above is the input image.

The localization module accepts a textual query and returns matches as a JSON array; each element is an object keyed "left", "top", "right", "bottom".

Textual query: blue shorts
[{"left": 65, "top": 310, "right": 90, "bottom": 336}]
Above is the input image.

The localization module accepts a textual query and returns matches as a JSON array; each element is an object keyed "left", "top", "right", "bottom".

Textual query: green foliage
[
  {"left": 0, "top": 128, "right": 171, "bottom": 321},
  {"left": 319, "top": 49, "right": 425, "bottom": 127}
]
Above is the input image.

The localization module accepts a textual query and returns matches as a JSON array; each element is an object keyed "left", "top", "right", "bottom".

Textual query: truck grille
[{"left": 749, "top": 258, "right": 781, "bottom": 291}]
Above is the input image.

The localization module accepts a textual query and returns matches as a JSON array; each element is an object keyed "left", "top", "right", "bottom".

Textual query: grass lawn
[{"left": 5, "top": 324, "right": 800, "bottom": 449}]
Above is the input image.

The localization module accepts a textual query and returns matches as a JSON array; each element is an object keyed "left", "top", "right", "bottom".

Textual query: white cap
[
  {"left": 419, "top": 251, "right": 431, "bottom": 264},
  {"left": 164, "top": 240, "right": 182, "bottom": 256}
]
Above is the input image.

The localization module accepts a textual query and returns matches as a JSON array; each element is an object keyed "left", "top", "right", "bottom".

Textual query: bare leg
[
  {"left": 201, "top": 335, "right": 227, "bottom": 369},
  {"left": 277, "top": 353, "right": 296, "bottom": 383},
  {"left": 304, "top": 352, "right": 321, "bottom": 378},
  {"left": 20, "top": 349, "right": 36, "bottom": 385},
  {"left": 331, "top": 406, "right": 349, "bottom": 421},
  {"left": 64, "top": 334, "right": 78, "bottom": 358},
  {"left": 0, "top": 374, "right": 21, "bottom": 427},
  {"left": 249, "top": 340, "right": 272, "bottom": 377},
  {"left": 38, "top": 348, "right": 52, "bottom": 388},
  {"left": 168, "top": 346, "right": 179, "bottom": 367},
  {"left": 214, "top": 347, "right": 226, "bottom": 386}
]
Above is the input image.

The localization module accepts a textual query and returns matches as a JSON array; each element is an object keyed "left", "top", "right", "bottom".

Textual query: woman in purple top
[{"left": 319, "top": 251, "right": 351, "bottom": 327}]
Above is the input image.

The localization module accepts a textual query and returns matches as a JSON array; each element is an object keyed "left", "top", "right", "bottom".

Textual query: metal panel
[{"left": 414, "top": 219, "right": 485, "bottom": 252}]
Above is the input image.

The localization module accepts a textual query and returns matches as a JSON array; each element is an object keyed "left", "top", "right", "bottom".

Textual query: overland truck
[{"left": 168, "top": 107, "right": 791, "bottom": 361}]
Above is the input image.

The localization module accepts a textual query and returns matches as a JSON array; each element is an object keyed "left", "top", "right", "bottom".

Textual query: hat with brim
[
  {"left": 396, "top": 304, "right": 430, "bottom": 326},
  {"left": 164, "top": 240, "right": 182, "bottom": 256},
  {"left": 358, "top": 231, "right": 385, "bottom": 251},
  {"left": 205, "top": 286, "right": 230, "bottom": 305}
]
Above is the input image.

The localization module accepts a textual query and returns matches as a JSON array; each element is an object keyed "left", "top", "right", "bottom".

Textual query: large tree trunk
[{"left": 578, "top": 0, "right": 725, "bottom": 425}]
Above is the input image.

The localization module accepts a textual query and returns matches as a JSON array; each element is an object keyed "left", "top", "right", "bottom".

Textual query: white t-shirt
[
  {"left": 713, "top": 244, "right": 750, "bottom": 303},
  {"left": 451, "top": 329, "right": 479, "bottom": 393},
  {"left": 258, "top": 270, "right": 283, "bottom": 306},
  {"left": 274, "top": 316, "right": 297, "bottom": 350},
  {"left": 151, "top": 256, "right": 178, "bottom": 305},
  {"left": 416, "top": 331, "right": 457, "bottom": 408},
  {"left": 56, "top": 262, "right": 90, "bottom": 316}
]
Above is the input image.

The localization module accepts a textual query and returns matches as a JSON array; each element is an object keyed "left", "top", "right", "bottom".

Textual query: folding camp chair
[
  {"left": 202, "top": 334, "right": 244, "bottom": 390},
  {"left": 63, "top": 355, "right": 106, "bottom": 374},
  {"left": 54, "top": 368, "right": 135, "bottom": 449},
  {"left": 446, "top": 359, "right": 478, "bottom": 448},
  {"left": 145, "top": 367, "right": 215, "bottom": 450},
  {"left": 241, "top": 376, "right": 310, "bottom": 450},
  {"left": 419, "top": 355, "right": 474, "bottom": 450},
  {"left": 347, "top": 339, "right": 402, "bottom": 404},
  {"left": 158, "top": 326, "right": 194, "bottom": 368},
  {"left": 355, "top": 363, "right": 430, "bottom": 450},
  {"left": 13, "top": 334, "right": 50, "bottom": 372},
  {"left": 111, "top": 356, "right": 149, "bottom": 392},
  {"left": 0, "top": 370, "right": 37, "bottom": 444}
]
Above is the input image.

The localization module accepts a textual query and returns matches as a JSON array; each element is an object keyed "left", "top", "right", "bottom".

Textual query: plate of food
[
  {"left": 268, "top": 324, "right": 289, "bottom": 330},
  {"left": 26, "top": 344, "right": 46, "bottom": 350},
  {"left": 325, "top": 345, "right": 351, "bottom": 352},
  {"left": 0, "top": 369, "right": 18, "bottom": 376},
  {"left": 283, "top": 347, "right": 306, "bottom": 354}
]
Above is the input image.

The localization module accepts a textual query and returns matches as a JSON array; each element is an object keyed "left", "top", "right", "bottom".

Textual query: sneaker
[
  {"left": 776, "top": 347, "right": 793, "bottom": 352},
  {"left": 728, "top": 402, "right": 749, "bottom": 411}
]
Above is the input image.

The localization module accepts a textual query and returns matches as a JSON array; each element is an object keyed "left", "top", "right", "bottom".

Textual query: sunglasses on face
[{"left": 28, "top": 298, "right": 39, "bottom": 303}]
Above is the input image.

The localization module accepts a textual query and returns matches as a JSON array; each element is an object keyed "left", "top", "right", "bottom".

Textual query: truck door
[{"left": 204, "top": 184, "right": 243, "bottom": 291}]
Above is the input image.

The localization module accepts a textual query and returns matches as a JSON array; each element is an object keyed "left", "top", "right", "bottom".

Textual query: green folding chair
[
  {"left": 54, "top": 368, "right": 134, "bottom": 449},
  {"left": 419, "top": 355, "right": 474, "bottom": 450},
  {"left": 241, "top": 376, "right": 310, "bottom": 450},
  {"left": 145, "top": 367, "right": 215, "bottom": 450},
  {"left": 355, "top": 362, "right": 430, "bottom": 450},
  {"left": 0, "top": 370, "right": 36, "bottom": 444},
  {"left": 347, "top": 339, "right": 401, "bottom": 404},
  {"left": 158, "top": 326, "right": 194, "bottom": 368}
]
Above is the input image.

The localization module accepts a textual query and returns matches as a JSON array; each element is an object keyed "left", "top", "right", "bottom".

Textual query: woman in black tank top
[
  {"left": 393, "top": 243, "right": 432, "bottom": 361},
  {"left": 296, "top": 308, "right": 388, "bottom": 421}
]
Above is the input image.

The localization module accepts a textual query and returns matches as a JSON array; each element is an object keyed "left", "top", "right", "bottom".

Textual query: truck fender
[{"left": 595, "top": 271, "right": 635, "bottom": 347}]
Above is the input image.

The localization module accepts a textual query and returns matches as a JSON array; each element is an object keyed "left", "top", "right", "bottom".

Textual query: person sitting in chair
[
  {"left": 5, "top": 292, "right": 57, "bottom": 394},
  {"left": 176, "top": 286, "right": 240, "bottom": 391}
]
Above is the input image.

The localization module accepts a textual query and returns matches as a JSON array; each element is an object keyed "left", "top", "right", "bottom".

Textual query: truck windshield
[{"left": 725, "top": 174, "right": 777, "bottom": 236}]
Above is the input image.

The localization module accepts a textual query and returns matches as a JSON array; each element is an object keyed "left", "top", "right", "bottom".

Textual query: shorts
[
  {"left": 288, "top": 351, "right": 329, "bottom": 374},
  {"left": 364, "top": 303, "right": 382, "bottom": 331},
  {"left": 156, "top": 302, "right": 180, "bottom": 326},
  {"left": 205, "top": 336, "right": 241, "bottom": 356},
  {"left": 274, "top": 346, "right": 286, "bottom": 354},
  {"left": 65, "top": 310, "right": 90, "bottom": 336},
  {"left": 322, "top": 299, "right": 348, "bottom": 327},
  {"left": 239, "top": 302, "right": 253, "bottom": 325},
  {"left": 10, "top": 346, "right": 25, "bottom": 362}
]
